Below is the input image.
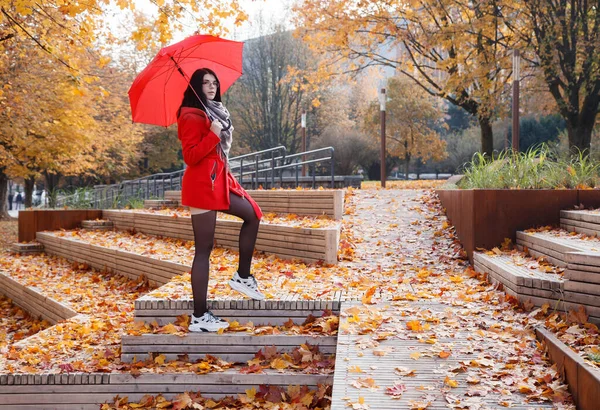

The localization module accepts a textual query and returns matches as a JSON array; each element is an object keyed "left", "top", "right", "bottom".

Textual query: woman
[{"left": 177, "top": 68, "right": 264, "bottom": 333}]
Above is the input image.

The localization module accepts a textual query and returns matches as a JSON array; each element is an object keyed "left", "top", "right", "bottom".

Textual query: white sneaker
[
  {"left": 229, "top": 272, "right": 265, "bottom": 300},
  {"left": 188, "top": 311, "right": 230, "bottom": 332}
]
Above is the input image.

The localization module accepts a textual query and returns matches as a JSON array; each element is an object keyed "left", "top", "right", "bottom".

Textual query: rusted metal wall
[
  {"left": 436, "top": 189, "right": 600, "bottom": 263},
  {"left": 18, "top": 210, "right": 103, "bottom": 243}
]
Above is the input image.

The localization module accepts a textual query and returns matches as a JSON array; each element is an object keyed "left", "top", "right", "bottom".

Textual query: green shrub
[{"left": 459, "top": 145, "right": 599, "bottom": 189}]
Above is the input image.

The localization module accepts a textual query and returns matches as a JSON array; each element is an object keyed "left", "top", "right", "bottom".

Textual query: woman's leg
[
  {"left": 223, "top": 193, "right": 260, "bottom": 278},
  {"left": 191, "top": 210, "right": 217, "bottom": 317}
]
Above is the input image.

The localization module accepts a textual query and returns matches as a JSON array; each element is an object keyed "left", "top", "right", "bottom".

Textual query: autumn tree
[
  {"left": 513, "top": 0, "right": 600, "bottom": 151},
  {"left": 0, "top": 0, "right": 245, "bottom": 217},
  {"left": 225, "top": 24, "right": 319, "bottom": 154},
  {"left": 363, "top": 76, "right": 447, "bottom": 177},
  {"left": 311, "top": 78, "right": 378, "bottom": 174},
  {"left": 294, "top": 0, "right": 520, "bottom": 155}
]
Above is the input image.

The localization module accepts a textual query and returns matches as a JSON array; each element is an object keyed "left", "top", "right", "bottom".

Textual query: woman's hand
[{"left": 210, "top": 119, "right": 223, "bottom": 135}]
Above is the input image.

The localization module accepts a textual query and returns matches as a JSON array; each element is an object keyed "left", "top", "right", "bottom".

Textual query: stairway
[
  {"left": 474, "top": 209, "right": 600, "bottom": 323},
  {"left": 0, "top": 189, "right": 346, "bottom": 408}
]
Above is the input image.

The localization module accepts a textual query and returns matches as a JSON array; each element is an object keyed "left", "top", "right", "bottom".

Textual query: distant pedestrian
[
  {"left": 7, "top": 192, "right": 13, "bottom": 211},
  {"left": 15, "top": 192, "right": 22, "bottom": 210}
]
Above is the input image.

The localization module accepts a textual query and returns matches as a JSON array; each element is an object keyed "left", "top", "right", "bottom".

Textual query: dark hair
[{"left": 178, "top": 68, "right": 221, "bottom": 117}]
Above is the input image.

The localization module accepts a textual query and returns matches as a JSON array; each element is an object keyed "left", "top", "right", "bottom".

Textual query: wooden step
[
  {"left": 165, "top": 189, "right": 345, "bottom": 219},
  {"left": 561, "top": 210, "right": 600, "bottom": 236},
  {"left": 473, "top": 252, "right": 564, "bottom": 304},
  {"left": 10, "top": 242, "right": 44, "bottom": 255},
  {"left": 37, "top": 232, "right": 191, "bottom": 286},
  {"left": 516, "top": 230, "right": 600, "bottom": 267},
  {"left": 0, "top": 270, "right": 79, "bottom": 324},
  {"left": 0, "top": 371, "right": 332, "bottom": 408},
  {"left": 121, "top": 333, "right": 337, "bottom": 362},
  {"left": 80, "top": 220, "right": 114, "bottom": 231},
  {"left": 135, "top": 297, "right": 341, "bottom": 326},
  {"left": 143, "top": 199, "right": 180, "bottom": 209},
  {"left": 474, "top": 252, "right": 600, "bottom": 323},
  {"left": 102, "top": 209, "right": 340, "bottom": 264}
]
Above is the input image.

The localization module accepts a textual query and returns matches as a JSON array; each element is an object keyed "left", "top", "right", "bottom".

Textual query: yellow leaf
[
  {"left": 410, "top": 352, "right": 421, "bottom": 360},
  {"left": 270, "top": 358, "right": 289, "bottom": 370},
  {"left": 444, "top": 376, "right": 459, "bottom": 388},
  {"left": 245, "top": 387, "right": 256, "bottom": 400},
  {"left": 362, "top": 286, "right": 377, "bottom": 304},
  {"left": 154, "top": 354, "right": 166, "bottom": 365}
]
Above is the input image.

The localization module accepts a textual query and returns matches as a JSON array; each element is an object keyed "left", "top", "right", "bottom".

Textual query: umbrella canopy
[{"left": 128, "top": 35, "right": 244, "bottom": 127}]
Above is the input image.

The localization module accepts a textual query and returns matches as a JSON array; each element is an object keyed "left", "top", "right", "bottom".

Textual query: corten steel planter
[
  {"left": 18, "top": 210, "right": 103, "bottom": 243},
  {"left": 436, "top": 189, "right": 600, "bottom": 263}
]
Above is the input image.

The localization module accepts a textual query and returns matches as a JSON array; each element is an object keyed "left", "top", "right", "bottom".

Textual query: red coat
[{"left": 177, "top": 107, "right": 262, "bottom": 219}]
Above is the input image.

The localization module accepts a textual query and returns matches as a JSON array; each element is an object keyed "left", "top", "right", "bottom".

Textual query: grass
[{"left": 459, "top": 145, "right": 600, "bottom": 189}]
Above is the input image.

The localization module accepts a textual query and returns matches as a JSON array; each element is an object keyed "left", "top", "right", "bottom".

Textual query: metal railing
[{"left": 51, "top": 145, "right": 336, "bottom": 209}]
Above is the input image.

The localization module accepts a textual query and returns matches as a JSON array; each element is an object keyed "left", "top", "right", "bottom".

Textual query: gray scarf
[{"left": 206, "top": 100, "right": 233, "bottom": 160}]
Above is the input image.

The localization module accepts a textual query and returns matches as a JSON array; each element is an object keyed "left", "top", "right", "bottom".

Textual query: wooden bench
[
  {"left": 0, "top": 270, "right": 78, "bottom": 324},
  {"left": 0, "top": 371, "right": 332, "bottom": 409},
  {"left": 164, "top": 189, "right": 345, "bottom": 220},
  {"left": 103, "top": 210, "right": 340, "bottom": 264},
  {"left": 121, "top": 333, "right": 337, "bottom": 363}
]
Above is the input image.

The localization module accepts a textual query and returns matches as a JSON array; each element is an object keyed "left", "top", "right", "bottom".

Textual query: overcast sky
[{"left": 128, "top": 0, "right": 295, "bottom": 41}]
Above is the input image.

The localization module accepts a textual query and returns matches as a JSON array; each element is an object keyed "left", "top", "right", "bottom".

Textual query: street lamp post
[
  {"left": 378, "top": 82, "right": 387, "bottom": 188},
  {"left": 301, "top": 111, "right": 307, "bottom": 177},
  {"left": 512, "top": 49, "right": 520, "bottom": 152}
]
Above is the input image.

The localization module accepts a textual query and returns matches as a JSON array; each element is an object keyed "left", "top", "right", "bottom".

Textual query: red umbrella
[{"left": 128, "top": 35, "right": 244, "bottom": 127}]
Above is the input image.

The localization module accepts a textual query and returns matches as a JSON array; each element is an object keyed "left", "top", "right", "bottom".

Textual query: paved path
[{"left": 330, "top": 188, "right": 570, "bottom": 409}]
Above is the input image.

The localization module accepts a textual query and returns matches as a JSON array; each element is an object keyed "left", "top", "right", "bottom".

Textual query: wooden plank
[
  {"left": 565, "top": 269, "right": 600, "bottom": 284},
  {"left": 564, "top": 280, "right": 600, "bottom": 295},
  {"left": 564, "top": 251, "right": 600, "bottom": 266},
  {"left": 121, "top": 334, "right": 337, "bottom": 346},
  {"left": 135, "top": 315, "right": 320, "bottom": 326},
  {"left": 560, "top": 218, "right": 600, "bottom": 233},
  {"left": 561, "top": 210, "right": 600, "bottom": 224}
]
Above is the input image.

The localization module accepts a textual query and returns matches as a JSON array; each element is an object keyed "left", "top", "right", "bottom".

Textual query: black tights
[{"left": 190, "top": 193, "right": 260, "bottom": 317}]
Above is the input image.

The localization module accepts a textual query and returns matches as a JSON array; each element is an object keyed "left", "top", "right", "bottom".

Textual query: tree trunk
[
  {"left": 566, "top": 109, "right": 597, "bottom": 153},
  {"left": 24, "top": 177, "right": 35, "bottom": 208},
  {"left": 404, "top": 140, "right": 410, "bottom": 179},
  {"left": 478, "top": 116, "right": 494, "bottom": 155},
  {"left": 0, "top": 169, "right": 12, "bottom": 220},
  {"left": 44, "top": 172, "right": 61, "bottom": 208}
]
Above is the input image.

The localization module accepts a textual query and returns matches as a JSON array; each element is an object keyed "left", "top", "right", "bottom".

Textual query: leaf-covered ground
[
  {"left": 3, "top": 189, "right": 599, "bottom": 408},
  {"left": 0, "top": 294, "right": 50, "bottom": 370}
]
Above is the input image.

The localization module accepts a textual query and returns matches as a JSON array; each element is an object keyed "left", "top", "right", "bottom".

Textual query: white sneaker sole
[
  {"left": 189, "top": 322, "right": 229, "bottom": 332},
  {"left": 229, "top": 279, "right": 265, "bottom": 300}
]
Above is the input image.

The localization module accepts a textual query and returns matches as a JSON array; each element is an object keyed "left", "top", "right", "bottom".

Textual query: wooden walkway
[{"left": 331, "top": 301, "right": 555, "bottom": 410}]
